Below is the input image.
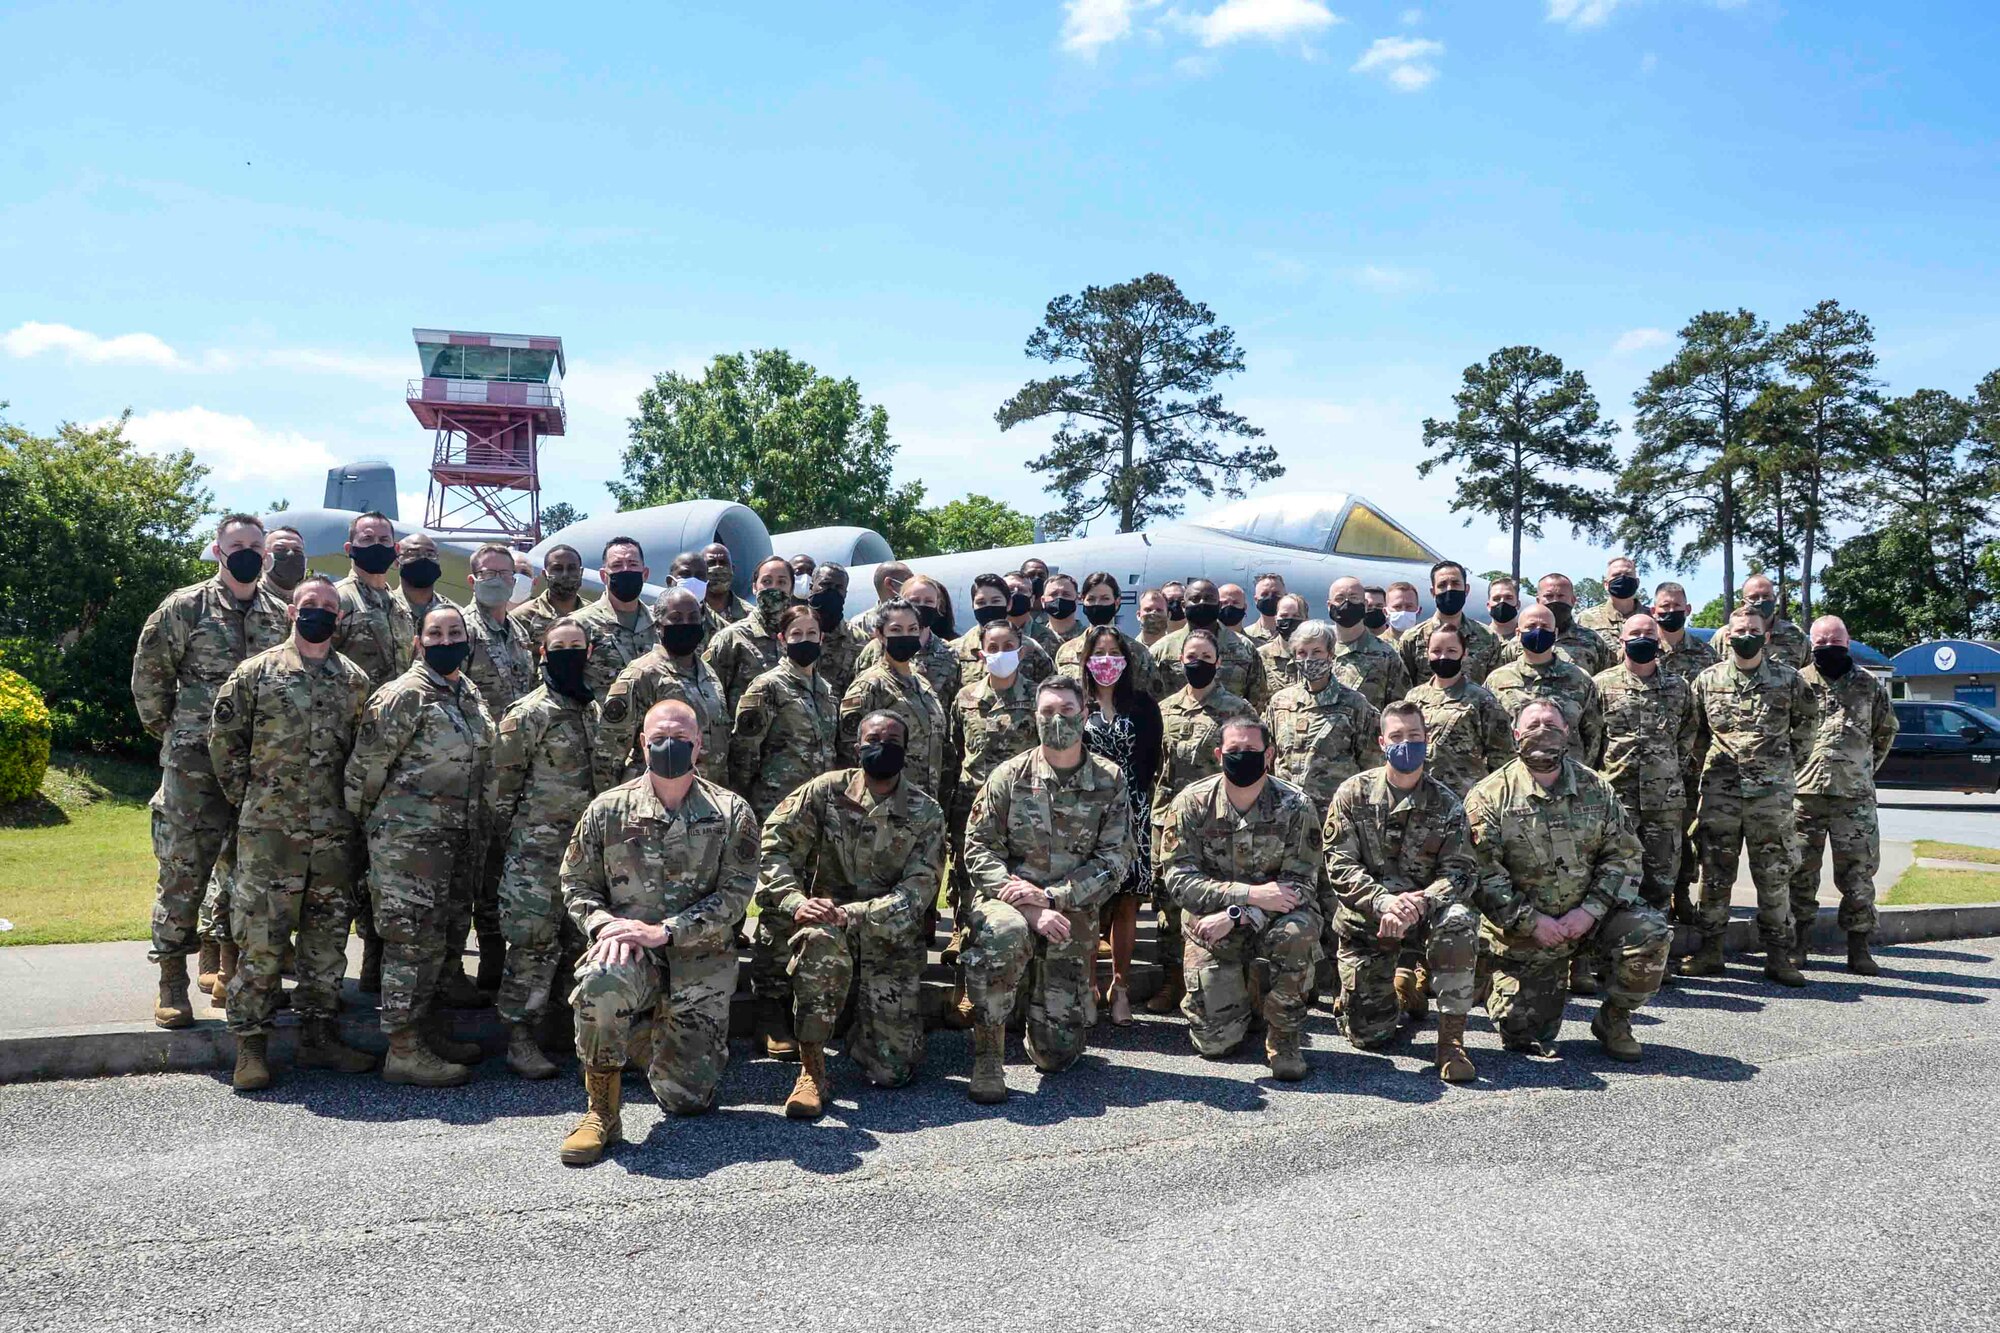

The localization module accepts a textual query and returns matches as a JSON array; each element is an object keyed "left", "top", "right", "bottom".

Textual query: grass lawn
[
  {"left": 1884, "top": 866, "right": 2000, "bottom": 907},
  {"left": 1913, "top": 840, "right": 2000, "bottom": 867},
  {"left": 0, "top": 751, "right": 159, "bottom": 945}
]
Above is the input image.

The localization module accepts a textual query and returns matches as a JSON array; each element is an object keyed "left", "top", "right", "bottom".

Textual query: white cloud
[
  {"left": 1612, "top": 327, "right": 1673, "bottom": 355},
  {"left": 1351, "top": 263, "right": 1434, "bottom": 295},
  {"left": 1350, "top": 35, "right": 1443, "bottom": 89},
  {"left": 2, "top": 320, "right": 419, "bottom": 387},
  {"left": 1400, "top": 8, "right": 1424, "bottom": 24},
  {"left": 1061, "top": 0, "right": 1157, "bottom": 55},
  {"left": 2, "top": 321, "right": 184, "bottom": 368},
  {"left": 1546, "top": 0, "right": 1626, "bottom": 27},
  {"left": 398, "top": 490, "right": 432, "bottom": 526},
  {"left": 116, "top": 406, "right": 339, "bottom": 487},
  {"left": 1181, "top": 0, "right": 1342, "bottom": 47}
]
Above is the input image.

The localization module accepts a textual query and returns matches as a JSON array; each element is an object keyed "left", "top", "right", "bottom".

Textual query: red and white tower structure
[{"left": 408, "top": 328, "right": 565, "bottom": 545}]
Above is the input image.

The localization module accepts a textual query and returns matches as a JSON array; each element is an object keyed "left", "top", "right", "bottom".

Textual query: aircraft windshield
[
  {"left": 1334, "top": 504, "right": 1435, "bottom": 561},
  {"left": 1193, "top": 496, "right": 1347, "bottom": 553}
]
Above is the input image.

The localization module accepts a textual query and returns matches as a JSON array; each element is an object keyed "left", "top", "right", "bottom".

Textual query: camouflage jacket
[
  {"left": 949, "top": 672, "right": 1039, "bottom": 810},
  {"left": 573, "top": 598, "right": 658, "bottom": 702},
  {"left": 559, "top": 775, "right": 758, "bottom": 955},
  {"left": 490, "top": 684, "right": 599, "bottom": 855},
  {"left": 1154, "top": 624, "right": 1270, "bottom": 709},
  {"left": 963, "top": 748, "right": 1133, "bottom": 914},
  {"left": 1399, "top": 613, "right": 1503, "bottom": 687},
  {"left": 703, "top": 591, "right": 756, "bottom": 630},
  {"left": 1484, "top": 654, "right": 1604, "bottom": 765},
  {"left": 1657, "top": 630, "right": 1719, "bottom": 683},
  {"left": 729, "top": 659, "right": 838, "bottom": 820},
  {"left": 463, "top": 604, "right": 538, "bottom": 721},
  {"left": 838, "top": 663, "right": 950, "bottom": 801},
  {"left": 1153, "top": 686, "right": 1257, "bottom": 824},
  {"left": 1332, "top": 630, "right": 1411, "bottom": 710},
  {"left": 947, "top": 624, "right": 1052, "bottom": 688},
  {"left": 1795, "top": 663, "right": 1897, "bottom": 799},
  {"left": 343, "top": 663, "right": 493, "bottom": 834},
  {"left": 1690, "top": 657, "right": 1819, "bottom": 798},
  {"left": 703, "top": 612, "right": 783, "bottom": 716},
  {"left": 132, "top": 574, "right": 292, "bottom": 774},
  {"left": 817, "top": 619, "right": 868, "bottom": 703},
  {"left": 596, "top": 648, "right": 730, "bottom": 790},
  {"left": 1465, "top": 758, "right": 1645, "bottom": 958},
  {"left": 330, "top": 574, "right": 412, "bottom": 689},
  {"left": 507, "top": 590, "right": 593, "bottom": 652},
  {"left": 390, "top": 588, "right": 458, "bottom": 637},
  {"left": 1322, "top": 767, "right": 1479, "bottom": 940},
  {"left": 1765, "top": 618, "right": 1810, "bottom": 672},
  {"left": 1055, "top": 627, "right": 1161, "bottom": 697},
  {"left": 208, "top": 640, "right": 372, "bottom": 832},
  {"left": 1264, "top": 677, "right": 1382, "bottom": 815},
  {"left": 1498, "top": 622, "right": 1610, "bottom": 675},
  {"left": 1592, "top": 662, "right": 1700, "bottom": 814},
  {"left": 1577, "top": 599, "right": 1647, "bottom": 658},
  {"left": 859, "top": 630, "right": 965, "bottom": 703},
  {"left": 756, "top": 769, "right": 944, "bottom": 943},
  {"left": 1258, "top": 632, "right": 1301, "bottom": 693},
  {"left": 1404, "top": 677, "right": 1515, "bottom": 799},
  {"left": 1159, "top": 774, "right": 1326, "bottom": 921},
  {"left": 1032, "top": 613, "right": 1079, "bottom": 656}
]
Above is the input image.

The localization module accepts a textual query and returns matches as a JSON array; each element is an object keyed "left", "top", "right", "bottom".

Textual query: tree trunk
[
  {"left": 1118, "top": 420, "right": 1137, "bottom": 533},
  {"left": 1510, "top": 448, "right": 1523, "bottom": 590},
  {"left": 1720, "top": 471, "right": 1736, "bottom": 611}
]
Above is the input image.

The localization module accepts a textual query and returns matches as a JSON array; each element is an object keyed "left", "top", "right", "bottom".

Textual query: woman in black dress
[{"left": 1076, "top": 625, "right": 1162, "bottom": 1025}]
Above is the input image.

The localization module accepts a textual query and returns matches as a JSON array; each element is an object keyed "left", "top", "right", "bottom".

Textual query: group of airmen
[{"left": 132, "top": 513, "right": 1897, "bottom": 1166}]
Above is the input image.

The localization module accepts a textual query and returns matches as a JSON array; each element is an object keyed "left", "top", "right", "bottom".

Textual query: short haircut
[
  {"left": 874, "top": 561, "right": 912, "bottom": 595},
  {"left": 347, "top": 511, "right": 391, "bottom": 542},
  {"left": 1363, "top": 585, "right": 1386, "bottom": 599},
  {"left": 857, "top": 709, "right": 907, "bottom": 742},
  {"left": 755, "top": 554, "right": 792, "bottom": 581},
  {"left": 816, "top": 561, "right": 849, "bottom": 587},
  {"left": 415, "top": 598, "right": 466, "bottom": 637},
  {"left": 268, "top": 525, "right": 303, "bottom": 543},
  {"left": 1184, "top": 577, "right": 1218, "bottom": 595},
  {"left": 1160, "top": 580, "right": 1185, "bottom": 593},
  {"left": 1517, "top": 698, "right": 1567, "bottom": 729},
  {"left": 875, "top": 597, "right": 919, "bottom": 632},
  {"left": 1381, "top": 699, "right": 1426, "bottom": 732},
  {"left": 1219, "top": 715, "right": 1271, "bottom": 748},
  {"left": 1489, "top": 576, "right": 1517, "bottom": 594},
  {"left": 980, "top": 617, "right": 1021, "bottom": 646},
  {"left": 1044, "top": 571, "right": 1077, "bottom": 592},
  {"left": 217, "top": 512, "right": 265, "bottom": 538},
  {"left": 602, "top": 536, "right": 644, "bottom": 564},
  {"left": 1654, "top": 581, "right": 1687, "bottom": 600},
  {"left": 1429, "top": 559, "right": 1467, "bottom": 586},
  {"left": 775, "top": 604, "right": 817, "bottom": 637},
  {"left": 545, "top": 543, "right": 582, "bottom": 566},
  {"left": 1537, "top": 572, "right": 1572, "bottom": 592},
  {"left": 1036, "top": 675, "right": 1086, "bottom": 712},
  {"left": 1018, "top": 557, "right": 1049, "bottom": 572},
  {"left": 1081, "top": 570, "right": 1120, "bottom": 599},
  {"left": 971, "top": 572, "right": 1009, "bottom": 599},
  {"left": 1427, "top": 621, "right": 1467, "bottom": 651},
  {"left": 473, "top": 542, "right": 515, "bottom": 568},
  {"left": 1289, "top": 619, "right": 1337, "bottom": 654},
  {"left": 1254, "top": 571, "right": 1283, "bottom": 585},
  {"left": 1387, "top": 580, "right": 1419, "bottom": 598},
  {"left": 901, "top": 574, "right": 940, "bottom": 600},
  {"left": 292, "top": 573, "right": 338, "bottom": 604}
]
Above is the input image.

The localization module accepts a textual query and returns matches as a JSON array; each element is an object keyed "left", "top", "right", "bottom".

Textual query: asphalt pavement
[
  {"left": 1878, "top": 788, "right": 2000, "bottom": 848},
  {"left": 3, "top": 939, "right": 1997, "bottom": 1332}
]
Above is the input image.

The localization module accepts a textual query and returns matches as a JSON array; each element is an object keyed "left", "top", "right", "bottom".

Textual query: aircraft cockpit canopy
[{"left": 1191, "top": 493, "right": 1438, "bottom": 562}]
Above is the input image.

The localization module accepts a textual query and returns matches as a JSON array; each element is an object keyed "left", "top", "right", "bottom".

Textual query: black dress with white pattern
[{"left": 1084, "top": 708, "right": 1153, "bottom": 900}]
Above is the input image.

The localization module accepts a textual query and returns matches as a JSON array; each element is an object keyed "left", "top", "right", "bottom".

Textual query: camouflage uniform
[
  {"left": 1592, "top": 663, "right": 1700, "bottom": 908},
  {"left": 1332, "top": 630, "right": 1411, "bottom": 710},
  {"left": 817, "top": 619, "right": 868, "bottom": 702},
  {"left": 596, "top": 648, "right": 730, "bottom": 789},
  {"left": 838, "top": 664, "right": 949, "bottom": 799},
  {"left": 1322, "top": 768, "right": 1480, "bottom": 1047},
  {"left": 1484, "top": 655, "right": 1604, "bottom": 766},
  {"left": 508, "top": 590, "right": 592, "bottom": 653},
  {"left": 1657, "top": 630, "right": 1719, "bottom": 683},
  {"left": 131, "top": 574, "right": 290, "bottom": 960},
  {"left": 489, "top": 682, "right": 599, "bottom": 1026},
  {"left": 1689, "top": 657, "right": 1818, "bottom": 948},
  {"left": 1159, "top": 774, "right": 1325, "bottom": 1055},
  {"left": 343, "top": 663, "right": 493, "bottom": 1034},
  {"left": 1465, "top": 758, "right": 1670, "bottom": 1048},
  {"left": 1040, "top": 616, "right": 1085, "bottom": 654},
  {"left": 755, "top": 769, "right": 945, "bottom": 1085},
  {"left": 1151, "top": 687, "right": 1257, "bottom": 973},
  {"left": 703, "top": 590, "right": 756, "bottom": 629},
  {"left": 331, "top": 574, "right": 413, "bottom": 689},
  {"left": 1154, "top": 624, "right": 1270, "bottom": 709},
  {"left": 1256, "top": 633, "right": 1298, "bottom": 693},
  {"left": 573, "top": 598, "right": 658, "bottom": 702},
  {"left": 946, "top": 624, "right": 1052, "bottom": 688},
  {"left": 860, "top": 630, "right": 965, "bottom": 703},
  {"left": 1400, "top": 614, "right": 1503, "bottom": 687},
  {"left": 1498, "top": 622, "right": 1610, "bottom": 675},
  {"left": 561, "top": 775, "right": 758, "bottom": 1112},
  {"left": 1404, "top": 677, "right": 1514, "bottom": 799},
  {"left": 463, "top": 603, "right": 540, "bottom": 953},
  {"left": 703, "top": 610, "right": 783, "bottom": 716},
  {"left": 208, "top": 642, "right": 372, "bottom": 1033},
  {"left": 1765, "top": 618, "right": 1810, "bottom": 672},
  {"left": 945, "top": 673, "right": 1040, "bottom": 927},
  {"left": 962, "top": 750, "right": 1132, "bottom": 1067},
  {"left": 390, "top": 588, "right": 457, "bottom": 636},
  {"left": 1577, "top": 600, "right": 1645, "bottom": 659},
  {"left": 1264, "top": 675, "right": 1381, "bottom": 815},
  {"left": 1791, "top": 664, "right": 1898, "bottom": 937},
  {"left": 1055, "top": 627, "right": 1161, "bottom": 697}
]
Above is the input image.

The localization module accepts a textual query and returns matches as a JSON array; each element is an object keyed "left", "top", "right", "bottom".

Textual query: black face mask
[
  {"left": 350, "top": 543, "right": 397, "bottom": 575},
  {"left": 858, "top": 739, "right": 906, "bottom": 780},
  {"left": 1182, "top": 659, "right": 1218, "bottom": 690},
  {"left": 913, "top": 605, "right": 940, "bottom": 632},
  {"left": 268, "top": 551, "right": 306, "bottom": 591},
  {"left": 1489, "top": 600, "right": 1518, "bottom": 625},
  {"left": 1520, "top": 626, "right": 1557, "bottom": 655},
  {"left": 808, "top": 589, "right": 845, "bottom": 630},
  {"left": 1730, "top": 631, "right": 1767, "bottom": 660},
  {"left": 1185, "top": 603, "right": 1221, "bottom": 629},
  {"left": 885, "top": 633, "right": 921, "bottom": 663},
  {"left": 1007, "top": 592, "right": 1032, "bottom": 618},
  {"left": 400, "top": 558, "right": 441, "bottom": 590},
  {"left": 294, "top": 606, "right": 337, "bottom": 644},
  {"left": 1275, "top": 616, "right": 1301, "bottom": 640},
  {"left": 424, "top": 641, "right": 470, "bottom": 676},
  {"left": 1606, "top": 574, "right": 1641, "bottom": 601},
  {"left": 1221, "top": 748, "right": 1266, "bottom": 788},
  {"left": 1548, "top": 602, "right": 1574, "bottom": 631},
  {"left": 785, "top": 640, "right": 822, "bottom": 668},
  {"left": 543, "top": 647, "right": 590, "bottom": 700},
  {"left": 1255, "top": 595, "right": 1281, "bottom": 617},
  {"left": 1083, "top": 602, "right": 1119, "bottom": 626},
  {"left": 224, "top": 548, "right": 265, "bottom": 584},
  {"left": 1812, "top": 644, "right": 1852, "bottom": 678},
  {"left": 1434, "top": 588, "right": 1467, "bottom": 617},
  {"left": 1046, "top": 597, "right": 1077, "bottom": 622},
  {"left": 659, "top": 622, "right": 703, "bottom": 657},
  {"left": 1656, "top": 609, "right": 1687, "bottom": 633},
  {"left": 1624, "top": 637, "right": 1661, "bottom": 665},
  {"left": 1218, "top": 605, "right": 1246, "bottom": 627},
  {"left": 974, "top": 603, "right": 1009, "bottom": 626},
  {"left": 607, "top": 570, "right": 646, "bottom": 602},
  {"left": 1165, "top": 598, "right": 1186, "bottom": 623},
  {"left": 1330, "top": 601, "right": 1365, "bottom": 628},
  {"left": 646, "top": 736, "right": 696, "bottom": 780},
  {"left": 1026, "top": 574, "right": 1047, "bottom": 598},
  {"left": 1362, "top": 607, "right": 1389, "bottom": 632},
  {"left": 1429, "top": 656, "right": 1463, "bottom": 680}
]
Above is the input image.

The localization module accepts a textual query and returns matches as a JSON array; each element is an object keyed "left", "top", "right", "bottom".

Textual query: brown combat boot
[
  {"left": 786, "top": 1041, "right": 830, "bottom": 1119},
  {"left": 1763, "top": 945, "right": 1806, "bottom": 988},
  {"left": 506, "top": 1022, "right": 558, "bottom": 1080},
  {"left": 195, "top": 938, "right": 222, "bottom": 995},
  {"left": 1677, "top": 935, "right": 1724, "bottom": 977},
  {"left": 358, "top": 937, "right": 384, "bottom": 994},
  {"left": 940, "top": 974, "right": 975, "bottom": 1030},
  {"left": 382, "top": 1029, "right": 471, "bottom": 1087},
  {"left": 1568, "top": 956, "right": 1602, "bottom": 996},
  {"left": 422, "top": 1011, "right": 483, "bottom": 1066},
  {"left": 154, "top": 955, "right": 194, "bottom": 1029},
  {"left": 1394, "top": 967, "right": 1428, "bottom": 1020},
  {"left": 1434, "top": 1012, "right": 1475, "bottom": 1083},
  {"left": 560, "top": 1068, "right": 623, "bottom": 1165},
  {"left": 940, "top": 923, "right": 970, "bottom": 967},
  {"left": 232, "top": 1033, "right": 272, "bottom": 1091},
  {"left": 968, "top": 1022, "right": 1008, "bottom": 1104},
  {"left": 1847, "top": 931, "right": 1880, "bottom": 976},
  {"left": 212, "top": 940, "right": 239, "bottom": 1005},
  {"left": 1145, "top": 960, "right": 1184, "bottom": 1015},
  {"left": 758, "top": 998, "right": 801, "bottom": 1060},
  {"left": 297, "top": 1015, "right": 376, "bottom": 1073},
  {"left": 1264, "top": 1027, "right": 1308, "bottom": 1082},
  {"left": 1591, "top": 1002, "right": 1643, "bottom": 1061}
]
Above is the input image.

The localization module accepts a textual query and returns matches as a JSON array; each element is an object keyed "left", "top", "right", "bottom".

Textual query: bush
[{"left": 0, "top": 666, "right": 53, "bottom": 805}]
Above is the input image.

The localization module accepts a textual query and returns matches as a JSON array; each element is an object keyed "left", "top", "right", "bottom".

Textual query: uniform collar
[
  {"left": 1028, "top": 746, "right": 1104, "bottom": 792},
  {"left": 630, "top": 774, "right": 718, "bottom": 823},
  {"left": 1207, "top": 775, "right": 1275, "bottom": 826},
  {"left": 843, "top": 767, "right": 910, "bottom": 815},
  {"left": 1523, "top": 759, "right": 1579, "bottom": 800}
]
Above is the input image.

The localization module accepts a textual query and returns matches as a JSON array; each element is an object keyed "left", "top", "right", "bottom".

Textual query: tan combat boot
[
  {"left": 786, "top": 1041, "right": 830, "bottom": 1119},
  {"left": 1394, "top": 967, "right": 1428, "bottom": 1020},
  {"left": 358, "top": 937, "right": 384, "bottom": 994},
  {"left": 1264, "top": 1027, "right": 1308, "bottom": 1082},
  {"left": 1434, "top": 1012, "right": 1475, "bottom": 1083},
  {"left": 1677, "top": 935, "right": 1724, "bottom": 977},
  {"left": 297, "top": 1015, "right": 376, "bottom": 1073},
  {"left": 1591, "top": 1002, "right": 1643, "bottom": 1062},
  {"left": 506, "top": 1022, "right": 557, "bottom": 1080},
  {"left": 1847, "top": 931, "right": 1880, "bottom": 977},
  {"left": 939, "top": 974, "right": 975, "bottom": 1030},
  {"left": 940, "top": 923, "right": 970, "bottom": 967},
  {"left": 759, "top": 998, "right": 801, "bottom": 1060},
  {"left": 232, "top": 1033, "right": 272, "bottom": 1091},
  {"left": 196, "top": 938, "right": 222, "bottom": 995},
  {"left": 1763, "top": 944, "right": 1806, "bottom": 988},
  {"left": 1144, "top": 961, "right": 1184, "bottom": 1015},
  {"left": 382, "top": 1030, "right": 471, "bottom": 1087},
  {"left": 212, "top": 940, "right": 239, "bottom": 1005},
  {"left": 154, "top": 955, "right": 194, "bottom": 1029},
  {"left": 968, "top": 1022, "right": 1008, "bottom": 1104},
  {"left": 560, "top": 1068, "right": 624, "bottom": 1165},
  {"left": 422, "top": 1011, "right": 483, "bottom": 1066}
]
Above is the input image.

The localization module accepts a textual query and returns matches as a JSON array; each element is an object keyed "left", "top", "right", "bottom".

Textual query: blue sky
[{"left": 4, "top": 0, "right": 1996, "bottom": 599}]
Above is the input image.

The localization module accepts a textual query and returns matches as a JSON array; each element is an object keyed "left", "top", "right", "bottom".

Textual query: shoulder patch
[
  {"left": 602, "top": 695, "right": 628, "bottom": 723},
  {"left": 213, "top": 698, "right": 235, "bottom": 723},
  {"left": 499, "top": 715, "right": 520, "bottom": 734}
]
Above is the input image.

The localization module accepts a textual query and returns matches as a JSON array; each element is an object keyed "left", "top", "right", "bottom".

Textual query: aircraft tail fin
[{"left": 324, "top": 461, "right": 400, "bottom": 520}]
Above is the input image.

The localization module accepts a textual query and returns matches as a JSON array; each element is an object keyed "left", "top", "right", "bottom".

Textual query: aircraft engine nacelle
[
  {"left": 767, "top": 526, "right": 895, "bottom": 573},
  {"left": 531, "top": 500, "right": 773, "bottom": 595}
]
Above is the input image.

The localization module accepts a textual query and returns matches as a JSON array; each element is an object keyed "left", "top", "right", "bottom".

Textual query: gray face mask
[
  {"left": 1037, "top": 711, "right": 1085, "bottom": 750},
  {"left": 473, "top": 576, "right": 512, "bottom": 609}
]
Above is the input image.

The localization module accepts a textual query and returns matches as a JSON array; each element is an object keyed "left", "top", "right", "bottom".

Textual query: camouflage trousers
[
  {"left": 147, "top": 765, "right": 237, "bottom": 961},
  {"left": 1792, "top": 793, "right": 1880, "bottom": 936},
  {"left": 1618, "top": 799, "right": 1685, "bottom": 911},
  {"left": 368, "top": 824, "right": 478, "bottom": 1035},
  {"left": 447, "top": 827, "right": 505, "bottom": 960},
  {"left": 1483, "top": 906, "right": 1671, "bottom": 1049},
  {"left": 945, "top": 792, "right": 976, "bottom": 932},
  {"left": 775, "top": 915, "right": 926, "bottom": 1087},
  {"left": 225, "top": 825, "right": 357, "bottom": 1035},
  {"left": 1150, "top": 825, "right": 1181, "bottom": 978},
  {"left": 495, "top": 834, "right": 568, "bottom": 1025},
  {"left": 1695, "top": 785, "right": 1797, "bottom": 947},
  {"left": 1337, "top": 903, "right": 1479, "bottom": 1049},
  {"left": 963, "top": 900, "right": 1096, "bottom": 1072},
  {"left": 571, "top": 948, "right": 737, "bottom": 1114},
  {"left": 1183, "top": 908, "right": 1319, "bottom": 1057},
  {"left": 196, "top": 862, "right": 235, "bottom": 945}
]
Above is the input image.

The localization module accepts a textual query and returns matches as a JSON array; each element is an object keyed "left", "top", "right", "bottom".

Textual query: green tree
[
  {"left": 1773, "top": 299, "right": 1880, "bottom": 619},
  {"left": 539, "top": 501, "right": 588, "bottom": 536},
  {"left": 1616, "top": 309, "right": 1776, "bottom": 605},
  {"left": 1849, "top": 388, "right": 1994, "bottom": 640},
  {"left": 265, "top": 497, "right": 291, "bottom": 513},
  {"left": 1820, "top": 529, "right": 1937, "bottom": 649},
  {"left": 612, "top": 349, "right": 927, "bottom": 547},
  {"left": 1574, "top": 576, "right": 1607, "bottom": 609},
  {"left": 1738, "top": 383, "right": 1811, "bottom": 605},
  {"left": 901, "top": 494, "right": 1035, "bottom": 559},
  {"left": 0, "top": 409, "right": 211, "bottom": 752},
  {"left": 1418, "top": 345, "right": 1619, "bottom": 589},
  {"left": 996, "top": 273, "right": 1278, "bottom": 536}
]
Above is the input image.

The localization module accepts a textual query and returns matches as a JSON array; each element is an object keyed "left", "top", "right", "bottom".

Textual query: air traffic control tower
[{"left": 408, "top": 328, "right": 565, "bottom": 545}]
